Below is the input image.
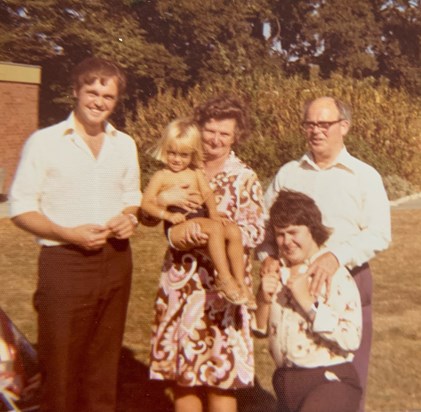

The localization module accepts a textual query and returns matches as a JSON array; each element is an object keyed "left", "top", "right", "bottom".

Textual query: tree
[
  {"left": 268, "top": 0, "right": 384, "bottom": 78},
  {"left": 132, "top": 0, "right": 280, "bottom": 84},
  {"left": 375, "top": 0, "right": 421, "bottom": 93},
  {"left": 0, "top": 0, "right": 188, "bottom": 124}
]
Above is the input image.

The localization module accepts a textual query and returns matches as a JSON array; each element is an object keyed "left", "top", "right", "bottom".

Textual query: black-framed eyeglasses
[{"left": 301, "top": 119, "right": 343, "bottom": 131}]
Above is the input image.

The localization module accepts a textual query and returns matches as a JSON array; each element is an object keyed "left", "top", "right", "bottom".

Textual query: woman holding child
[{"left": 147, "top": 94, "right": 266, "bottom": 412}]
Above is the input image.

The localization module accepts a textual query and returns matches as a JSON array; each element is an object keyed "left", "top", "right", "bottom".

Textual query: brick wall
[{"left": 0, "top": 81, "right": 39, "bottom": 194}]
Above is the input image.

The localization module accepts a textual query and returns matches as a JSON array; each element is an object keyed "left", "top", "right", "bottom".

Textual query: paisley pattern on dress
[{"left": 150, "top": 152, "right": 266, "bottom": 389}]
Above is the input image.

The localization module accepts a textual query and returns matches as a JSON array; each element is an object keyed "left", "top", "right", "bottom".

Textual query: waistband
[
  {"left": 349, "top": 262, "right": 369, "bottom": 277},
  {"left": 41, "top": 237, "right": 129, "bottom": 254}
]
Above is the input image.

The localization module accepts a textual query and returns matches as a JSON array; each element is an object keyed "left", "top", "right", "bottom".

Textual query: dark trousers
[
  {"left": 273, "top": 362, "right": 362, "bottom": 412},
  {"left": 34, "top": 239, "right": 132, "bottom": 412},
  {"left": 350, "top": 263, "right": 373, "bottom": 412}
]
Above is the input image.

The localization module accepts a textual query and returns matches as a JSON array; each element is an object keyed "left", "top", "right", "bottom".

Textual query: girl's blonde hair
[{"left": 153, "top": 117, "right": 203, "bottom": 169}]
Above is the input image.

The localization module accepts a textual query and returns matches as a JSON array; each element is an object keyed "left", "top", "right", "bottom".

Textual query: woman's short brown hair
[
  {"left": 269, "top": 189, "right": 331, "bottom": 246},
  {"left": 193, "top": 94, "right": 250, "bottom": 143}
]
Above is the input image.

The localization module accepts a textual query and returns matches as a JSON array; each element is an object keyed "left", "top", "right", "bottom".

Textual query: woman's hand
[
  {"left": 287, "top": 271, "right": 315, "bottom": 316},
  {"left": 259, "top": 256, "right": 280, "bottom": 278},
  {"left": 173, "top": 221, "right": 209, "bottom": 250},
  {"left": 259, "top": 273, "right": 279, "bottom": 303},
  {"left": 168, "top": 212, "right": 186, "bottom": 225},
  {"left": 157, "top": 184, "right": 202, "bottom": 212},
  {"left": 209, "top": 213, "right": 230, "bottom": 225}
]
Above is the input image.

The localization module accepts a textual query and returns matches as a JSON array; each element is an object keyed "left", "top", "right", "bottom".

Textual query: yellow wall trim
[{"left": 0, "top": 61, "right": 41, "bottom": 84}]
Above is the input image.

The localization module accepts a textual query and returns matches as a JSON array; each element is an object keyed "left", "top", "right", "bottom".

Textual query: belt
[{"left": 42, "top": 237, "right": 129, "bottom": 253}]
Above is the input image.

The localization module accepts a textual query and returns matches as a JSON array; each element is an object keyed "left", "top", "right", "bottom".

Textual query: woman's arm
[
  {"left": 138, "top": 182, "right": 196, "bottom": 227},
  {"left": 156, "top": 184, "right": 202, "bottom": 211},
  {"left": 254, "top": 274, "right": 279, "bottom": 333}
]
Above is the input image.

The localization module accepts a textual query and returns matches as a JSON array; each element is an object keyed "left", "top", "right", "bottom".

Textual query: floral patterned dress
[{"left": 150, "top": 151, "right": 266, "bottom": 389}]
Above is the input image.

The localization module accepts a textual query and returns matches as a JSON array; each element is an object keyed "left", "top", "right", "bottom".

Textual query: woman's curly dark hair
[{"left": 269, "top": 189, "right": 332, "bottom": 246}]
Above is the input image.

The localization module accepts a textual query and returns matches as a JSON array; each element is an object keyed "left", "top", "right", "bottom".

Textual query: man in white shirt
[
  {"left": 258, "top": 96, "right": 391, "bottom": 412},
  {"left": 9, "top": 57, "right": 141, "bottom": 412}
]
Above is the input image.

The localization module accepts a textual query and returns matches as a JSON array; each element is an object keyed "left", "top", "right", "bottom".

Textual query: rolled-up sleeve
[
  {"left": 121, "top": 137, "right": 142, "bottom": 208},
  {"left": 9, "top": 132, "right": 45, "bottom": 217}
]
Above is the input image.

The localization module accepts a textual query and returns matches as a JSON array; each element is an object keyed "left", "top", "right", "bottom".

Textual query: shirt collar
[
  {"left": 299, "top": 147, "right": 356, "bottom": 173},
  {"left": 62, "top": 112, "right": 118, "bottom": 137},
  {"left": 279, "top": 247, "right": 328, "bottom": 284}
]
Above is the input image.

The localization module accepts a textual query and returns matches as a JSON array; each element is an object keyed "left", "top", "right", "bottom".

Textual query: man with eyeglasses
[{"left": 257, "top": 96, "right": 391, "bottom": 412}]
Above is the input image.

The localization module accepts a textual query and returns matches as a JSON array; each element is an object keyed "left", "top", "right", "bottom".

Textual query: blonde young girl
[{"left": 141, "top": 117, "right": 255, "bottom": 308}]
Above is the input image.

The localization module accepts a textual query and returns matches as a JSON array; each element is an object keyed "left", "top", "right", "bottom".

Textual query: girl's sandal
[{"left": 215, "top": 276, "right": 247, "bottom": 305}]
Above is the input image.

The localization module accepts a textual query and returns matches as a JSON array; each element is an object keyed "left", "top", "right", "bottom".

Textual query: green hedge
[{"left": 126, "top": 72, "right": 421, "bottom": 199}]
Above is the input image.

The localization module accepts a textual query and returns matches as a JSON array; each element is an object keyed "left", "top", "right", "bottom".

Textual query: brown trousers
[
  {"left": 350, "top": 263, "right": 372, "bottom": 412},
  {"left": 34, "top": 239, "right": 132, "bottom": 412},
  {"left": 272, "top": 362, "right": 362, "bottom": 412}
]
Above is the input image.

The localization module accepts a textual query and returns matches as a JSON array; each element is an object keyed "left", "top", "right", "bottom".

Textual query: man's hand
[
  {"left": 157, "top": 184, "right": 202, "bottom": 212},
  {"left": 259, "top": 255, "right": 280, "bottom": 278},
  {"left": 306, "top": 251, "right": 339, "bottom": 297},
  {"left": 106, "top": 214, "right": 137, "bottom": 240},
  {"left": 64, "top": 224, "right": 110, "bottom": 250}
]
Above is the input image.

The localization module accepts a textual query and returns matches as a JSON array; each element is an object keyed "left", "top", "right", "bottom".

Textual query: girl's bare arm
[{"left": 141, "top": 171, "right": 171, "bottom": 220}]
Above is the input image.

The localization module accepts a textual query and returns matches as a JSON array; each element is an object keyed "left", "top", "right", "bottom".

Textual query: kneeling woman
[{"left": 254, "top": 190, "right": 362, "bottom": 412}]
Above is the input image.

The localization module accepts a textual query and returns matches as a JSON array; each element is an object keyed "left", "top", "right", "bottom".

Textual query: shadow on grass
[
  {"left": 237, "top": 379, "right": 277, "bottom": 412},
  {"left": 117, "top": 347, "right": 173, "bottom": 412},
  {"left": 117, "top": 346, "right": 277, "bottom": 412}
]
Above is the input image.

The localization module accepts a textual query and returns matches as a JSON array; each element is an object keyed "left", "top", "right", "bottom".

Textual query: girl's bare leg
[
  {"left": 223, "top": 222, "right": 245, "bottom": 283},
  {"left": 224, "top": 222, "right": 257, "bottom": 309},
  {"left": 207, "top": 387, "right": 237, "bottom": 412},
  {"left": 174, "top": 385, "right": 203, "bottom": 412},
  {"left": 169, "top": 219, "right": 246, "bottom": 305}
]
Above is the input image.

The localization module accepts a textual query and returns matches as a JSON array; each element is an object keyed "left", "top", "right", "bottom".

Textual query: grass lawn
[{"left": 1, "top": 209, "right": 420, "bottom": 411}]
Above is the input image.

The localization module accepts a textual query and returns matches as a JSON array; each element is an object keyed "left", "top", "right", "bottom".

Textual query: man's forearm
[{"left": 12, "top": 211, "right": 68, "bottom": 242}]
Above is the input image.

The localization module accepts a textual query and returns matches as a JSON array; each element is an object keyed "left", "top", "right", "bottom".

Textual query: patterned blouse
[
  {"left": 255, "top": 249, "right": 362, "bottom": 368},
  {"left": 149, "top": 151, "right": 266, "bottom": 389}
]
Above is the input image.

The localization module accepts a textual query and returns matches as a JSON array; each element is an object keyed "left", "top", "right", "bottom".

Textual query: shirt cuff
[
  {"left": 256, "top": 243, "right": 279, "bottom": 262},
  {"left": 312, "top": 302, "right": 339, "bottom": 333},
  {"left": 9, "top": 200, "right": 39, "bottom": 218},
  {"left": 250, "top": 313, "right": 268, "bottom": 337},
  {"left": 256, "top": 250, "right": 270, "bottom": 262}
]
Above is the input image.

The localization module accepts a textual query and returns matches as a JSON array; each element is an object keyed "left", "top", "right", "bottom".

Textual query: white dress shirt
[
  {"left": 259, "top": 148, "right": 391, "bottom": 269},
  {"left": 9, "top": 112, "right": 141, "bottom": 246}
]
